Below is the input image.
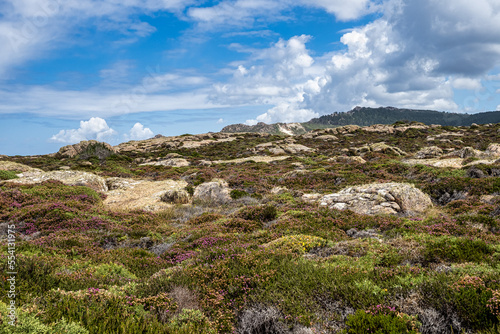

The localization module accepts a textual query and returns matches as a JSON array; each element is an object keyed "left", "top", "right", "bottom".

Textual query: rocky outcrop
[
  {"left": 329, "top": 156, "right": 367, "bottom": 164},
  {"left": 486, "top": 143, "right": 500, "bottom": 157},
  {"left": 103, "top": 178, "right": 188, "bottom": 211},
  {"left": 115, "top": 132, "right": 239, "bottom": 153},
  {"left": 57, "top": 140, "right": 117, "bottom": 159},
  {"left": 351, "top": 143, "right": 406, "bottom": 156},
  {"left": 0, "top": 161, "right": 43, "bottom": 173},
  {"left": 221, "top": 122, "right": 307, "bottom": 136},
  {"left": 193, "top": 179, "right": 232, "bottom": 204},
  {"left": 253, "top": 142, "right": 314, "bottom": 155},
  {"left": 212, "top": 156, "right": 290, "bottom": 164},
  {"left": 414, "top": 146, "right": 443, "bottom": 159},
  {"left": 6, "top": 170, "right": 108, "bottom": 192},
  {"left": 139, "top": 158, "right": 190, "bottom": 167},
  {"left": 311, "top": 183, "right": 432, "bottom": 216}
]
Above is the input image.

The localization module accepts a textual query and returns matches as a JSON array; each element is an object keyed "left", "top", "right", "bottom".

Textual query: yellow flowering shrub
[{"left": 265, "top": 234, "right": 327, "bottom": 254}]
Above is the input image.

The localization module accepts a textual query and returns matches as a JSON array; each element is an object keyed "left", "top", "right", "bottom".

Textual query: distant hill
[
  {"left": 305, "top": 106, "right": 500, "bottom": 128},
  {"left": 221, "top": 106, "right": 500, "bottom": 135}
]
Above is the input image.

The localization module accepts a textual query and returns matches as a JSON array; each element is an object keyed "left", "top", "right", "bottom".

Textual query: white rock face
[{"left": 311, "top": 183, "right": 432, "bottom": 216}]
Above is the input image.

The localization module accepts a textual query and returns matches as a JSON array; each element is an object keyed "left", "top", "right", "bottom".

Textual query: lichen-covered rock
[
  {"left": 193, "top": 179, "right": 232, "bottom": 204},
  {"left": 415, "top": 146, "right": 443, "bottom": 159},
  {"left": 7, "top": 170, "right": 108, "bottom": 192},
  {"left": 314, "top": 183, "right": 432, "bottom": 216},
  {"left": 57, "top": 140, "right": 117, "bottom": 158}
]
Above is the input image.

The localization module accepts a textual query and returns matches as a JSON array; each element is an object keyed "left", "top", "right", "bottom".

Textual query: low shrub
[
  {"left": 265, "top": 234, "right": 327, "bottom": 254},
  {"left": 344, "top": 305, "right": 420, "bottom": 334},
  {"left": 423, "top": 237, "right": 494, "bottom": 263},
  {"left": 0, "top": 170, "right": 19, "bottom": 180},
  {"left": 235, "top": 205, "right": 277, "bottom": 222}
]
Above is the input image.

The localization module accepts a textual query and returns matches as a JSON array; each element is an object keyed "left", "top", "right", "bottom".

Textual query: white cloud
[
  {"left": 301, "top": 0, "right": 375, "bottom": 21},
  {"left": 50, "top": 117, "right": 117, "bottom": 143},
  {"left": 126, "top": 123, "right": 154, "bottom": 140},
  {"left": 207, "top": 0, "right": 500, "bottom": 122},
  {"left": 451, "top": 78, "right": 483, "bottom": 91},
  {"left": 0, "top": 0, "right": 194, "bottom": 77}
]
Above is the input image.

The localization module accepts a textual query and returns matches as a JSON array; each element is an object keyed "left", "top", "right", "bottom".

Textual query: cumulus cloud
[
  {"left": 209, "top": 0, "right": 500, "bottom": 123},
  {"left": 126, "top": 123, "right": 154, "bottom": 140},
  {"left": 50, "top": 117, "right": 117, "bottom": 143}
]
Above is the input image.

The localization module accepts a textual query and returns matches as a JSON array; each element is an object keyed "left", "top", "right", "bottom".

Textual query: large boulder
[
  {"left": 316, "top": 183, "right": 432, "bottom": 216},
  {"left": 57, "top": 140, "right": 117, "bottom": 159},
  {"left": 6, "top": 170, "right": 108, "bottom": 192},
  {"left": 193, "top": 179, "right": 232, "bottom": 204}
]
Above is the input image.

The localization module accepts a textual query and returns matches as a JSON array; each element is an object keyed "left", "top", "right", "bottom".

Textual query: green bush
[
  {"left": 344, "top": 306, "right": 420, "bottom": 334},
  {"left": 0, "top": 301, "right": 89, "bottom": 334},
  {"left": 0, "top": 170, "right": 19, "bottom": 180},
  {"left": 235, "top": 204, "right": 277, "bottom": 222},
  {"left": 424, "top": 237, "right": 494, "bottom": 263},
  {"left": 93, "top": 263, "right": 138, "bottom": 280},
  {"left": 230, "top": 189, "right": 249, "bottom": 199},
  {"left": 167, "top": 309, "right": 216, "bottom": 334}
]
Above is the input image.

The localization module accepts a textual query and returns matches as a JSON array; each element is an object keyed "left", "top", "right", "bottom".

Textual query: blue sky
[{"left": 1, "top": 0, "right": 500, "bottom": 156}]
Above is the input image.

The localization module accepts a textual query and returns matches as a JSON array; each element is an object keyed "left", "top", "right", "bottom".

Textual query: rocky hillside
[
  {"left": 221, "top": 106, "right": 500, "bottom": 135},
  {"left": 1, "top": 122, "right": 500, "bottom": 333},
  {"left": 221, "top": 121, "right": 307, "bottom": 136}
]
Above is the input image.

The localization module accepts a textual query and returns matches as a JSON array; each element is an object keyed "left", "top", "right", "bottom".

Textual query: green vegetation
[{"left": 1, "top": 122, "right": 500, "bottom": 333}]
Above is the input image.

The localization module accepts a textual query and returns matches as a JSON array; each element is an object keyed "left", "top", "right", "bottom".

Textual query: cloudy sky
[{"left": 1, "top": 0, "right": 500, "bottom": 155}]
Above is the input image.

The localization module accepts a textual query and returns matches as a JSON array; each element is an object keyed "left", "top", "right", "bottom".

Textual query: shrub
[
  {"left": 221, "top": 218, "right": 263, "bottom": 233},
  {"left": 230, "top": 189, "right": 249, "bottom": 200},
  {"left": 423, "top": 237, "right": 494, "bottom": 263},
  {"left": 0, "top": 170, "right": 19, "bottom": 180},
  {"left": 93, "top": 263, "right": 138, "bottom": 280},
  {"left": 235, "top": 205, "right": 277, "bottom": 223},
  {"left": 167, "top": 309, "right": 216, "bottom": 334},
  {"left": 344, "top": 305, "right": 420, "bottom": 334},
  {"left": 0, "top": 301, "right": 89, "bottom": 334},
  {"left": 265, "top": 234, "right": 327, "bottom": 254}
]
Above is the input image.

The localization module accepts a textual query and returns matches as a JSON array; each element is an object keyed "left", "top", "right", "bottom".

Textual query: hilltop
[
  {"left": 1, "top": 121, "right": 500, "bottom": 333},
  {"left": 222, "top": 106, "right": 500, "bottom": 135}
]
